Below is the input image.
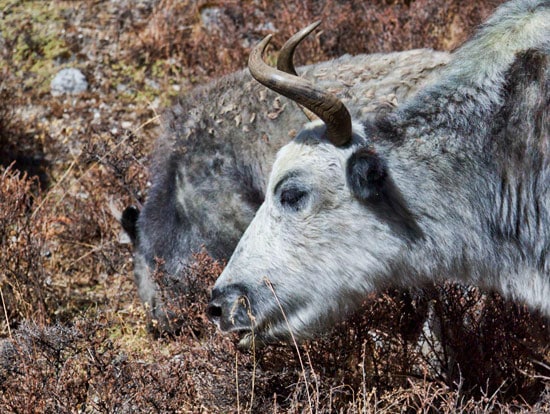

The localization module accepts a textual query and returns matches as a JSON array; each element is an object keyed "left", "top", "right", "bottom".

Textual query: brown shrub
[
  {"left": 128, "top": 0, "right": 504, "bottom": 80},
  {"left": 0, "top": 167, "right": 53, "bottom": 335},
  {"left": 0, "top": 256, "right": 246, "bottom": 413},
  {"left": 149, "top": 250, "right": 226, "bottom": 336},
  {"left": 428, "top": 284, "right": 549, "bottom": 402},
  {"left": 0, "top": 77, "right": 49, "bottom": 188},
  {"left": 0, "top": 265, "right": 547, "bottom": 412}
]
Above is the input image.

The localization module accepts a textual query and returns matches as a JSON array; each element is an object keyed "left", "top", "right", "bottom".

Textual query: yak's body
[
  {"left": 132, "top": 49, "right": 450, "bottom": 322},
  {"left": 208, "top": 0, "right": 550, "bottom": 344}
]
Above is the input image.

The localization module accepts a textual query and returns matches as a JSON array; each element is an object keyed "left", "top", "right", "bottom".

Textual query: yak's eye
[{"left": 280, "top": 187, "right": 308, "bottom": 210}]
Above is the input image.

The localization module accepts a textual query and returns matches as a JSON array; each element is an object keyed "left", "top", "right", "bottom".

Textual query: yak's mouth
[
  {"left": 236, "top": 318, "right": 294, "bottom": 349},
  {"left": 207, "top": 288, "right": 296, "bottom": 348},
  {"left": 238, "top": 330, "right": 263, "bottom": 348},
  {"left": 206, "top": 297, "right": 254, "bottom": 332},
  {"left": 207, "top": 298, "right": 278, "bottom": 346},
  {"left": 208, "top": 305, "right": 278, "bottom": 349},
  {"left": 207, "top": 281, "right": 319, "bottom": 348}
]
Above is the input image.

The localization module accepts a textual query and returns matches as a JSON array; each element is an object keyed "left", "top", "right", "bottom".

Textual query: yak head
[{"left": 207, "top": 23, "right": 428, "bottom": 346}]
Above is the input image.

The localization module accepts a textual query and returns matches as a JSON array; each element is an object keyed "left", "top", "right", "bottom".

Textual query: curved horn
[
  {"left": 248, "top": 30, "right": 352, "bottom": 146},
  {"left": 277, "top": 21, "right": 321, "bottom": 76}
]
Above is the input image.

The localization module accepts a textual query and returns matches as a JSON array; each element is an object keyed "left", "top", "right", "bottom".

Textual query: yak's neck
[
  {"left": 385, "top": 0, "right": 549, "bottom": 151},
  {"left": 377, "top": 0, "right": 550, "bottom": 300}
]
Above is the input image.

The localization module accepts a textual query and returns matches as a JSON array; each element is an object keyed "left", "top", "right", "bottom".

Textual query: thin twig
[
  {"left": 235, "top": 352, "right": 240, "bottom": 414},
  {"left": 243, "top": 297, "right": 257, "bottom": 412},
  {"left": 0, "top": 285, "right": 12, "bottom": 338}
]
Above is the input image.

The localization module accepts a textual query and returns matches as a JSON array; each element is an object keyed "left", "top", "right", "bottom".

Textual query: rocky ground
[{"left": 0, "top": 0, "right": 548, "bottom": 412}]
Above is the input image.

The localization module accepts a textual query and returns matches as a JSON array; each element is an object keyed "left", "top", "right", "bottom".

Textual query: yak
[
  {"left": 125, "top": 34, "right": 450, "bottom": 327},
  {"left": 207, "top": 0, "right": 550, "bottom": 346}
]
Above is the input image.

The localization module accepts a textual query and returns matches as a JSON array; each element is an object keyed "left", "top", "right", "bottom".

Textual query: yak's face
[{"left": 207, "top": 122, "right": 416, "bottom": 345}]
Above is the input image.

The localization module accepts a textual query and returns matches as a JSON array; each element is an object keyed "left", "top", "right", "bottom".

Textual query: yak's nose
[
  {"left": 205, "top": 287, "right": 224, "bottom": 325},
  {"left": 206, "top": 284, "right": 253, "bottom": 332}
]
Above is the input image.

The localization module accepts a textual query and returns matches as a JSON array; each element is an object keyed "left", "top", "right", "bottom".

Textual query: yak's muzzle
[{"left": 206, "top": 284, "right": 254, "bottom": 332}]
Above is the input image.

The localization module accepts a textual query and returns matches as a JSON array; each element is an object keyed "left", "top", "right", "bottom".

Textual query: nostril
[
  {"left": 207, "top": 284, "right": 250, "bottom": 329},
  {"left": 206, "top": 303, "right": 222, "bottom": 321}
]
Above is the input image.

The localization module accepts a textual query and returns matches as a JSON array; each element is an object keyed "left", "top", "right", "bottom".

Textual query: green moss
[
  {"left": 41, "top": 35, "right": 71, "bottom": 61},
  {"left": 0, "top": 1, "right": 71, "bottom": 91},
  {"left": 110, "top": 59, "right": 183, "bottom": 107},
  {"left": 150, "top": 60, "right": 168, "bottom": 79}
]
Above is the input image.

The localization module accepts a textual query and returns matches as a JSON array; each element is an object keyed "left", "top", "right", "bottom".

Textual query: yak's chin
[
  {"left": 235, "top": 311, "right": 321, "bottom": 349},
  {"left": 236, "top": 325, "right": 291, "bottom": 349},
  {"left": 224, "top": 315, "right": 287, "bottom": 349},
  {"left": 211, "top": 308, "right": 296, "bottom": 349},
  {"left": 237, "top": 331, "right": 265, "bottom": 349}
]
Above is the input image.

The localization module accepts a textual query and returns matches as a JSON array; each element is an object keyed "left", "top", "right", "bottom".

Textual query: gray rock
[{"left": 51, "top": 68, "right": 88, "bottom": 97}]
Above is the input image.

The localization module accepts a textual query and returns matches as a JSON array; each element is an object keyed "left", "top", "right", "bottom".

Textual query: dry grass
[{"left": 0, "top": 0, "right": 548, "bottom": 412}]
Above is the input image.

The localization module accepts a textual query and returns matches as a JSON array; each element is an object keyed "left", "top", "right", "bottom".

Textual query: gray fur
[
  {"left": 133, "top": 49, "right": 450, "bottom": 325},
  {"left": 208, "top": 0, "right": 550, "bottom": 345}
]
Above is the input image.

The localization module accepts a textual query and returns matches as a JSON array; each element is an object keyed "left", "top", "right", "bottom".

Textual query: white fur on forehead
[
  {"left": 269, "top": 120, "right": 367, "bottom": 188},
  {"left": 293, "top": 120, "right": 367, "bottom": 145}
]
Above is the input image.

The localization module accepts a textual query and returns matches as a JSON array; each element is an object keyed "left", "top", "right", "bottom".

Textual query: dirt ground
[{"left": 0, "top": 0, "right": 548, "bottom": 412}]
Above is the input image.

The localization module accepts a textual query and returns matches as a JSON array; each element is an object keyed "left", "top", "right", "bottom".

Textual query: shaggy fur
[{"left": 209, "top": 0, "right": 550, "bottom": 344}]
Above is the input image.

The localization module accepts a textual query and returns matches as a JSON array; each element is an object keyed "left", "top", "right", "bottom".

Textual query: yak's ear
[
  {"left": 346, "top": 147, "right": 388, "bottom": 202},
  {"left": 121, "top": 205, "right": 140, "bottom": 245}
]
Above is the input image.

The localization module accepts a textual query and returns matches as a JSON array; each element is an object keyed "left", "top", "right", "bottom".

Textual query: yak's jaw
[
  {"left": 207, "top": 269, "right": 376, "bottom": 347},
  {"left": 206, "top": 242, "right": 384, "bottom": 346}
]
